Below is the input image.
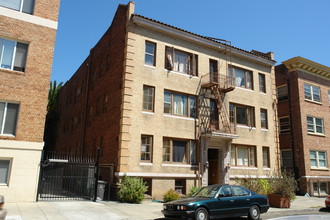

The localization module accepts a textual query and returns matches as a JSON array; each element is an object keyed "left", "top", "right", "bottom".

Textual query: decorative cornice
[
  {"left": 132, "top": 15, "right": 275, "bottom": 67},
  {"left": 283, "top": 56, "right": 330, "bottom": 80}
]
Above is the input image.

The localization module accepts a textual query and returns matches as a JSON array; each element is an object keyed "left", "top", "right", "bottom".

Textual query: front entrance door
[{"left": 208, "top": 149, "right": 219, "bottom": 185}]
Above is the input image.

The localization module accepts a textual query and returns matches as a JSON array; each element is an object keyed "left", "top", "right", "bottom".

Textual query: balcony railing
[{"left": 201, "top": 72, "right": 235, "bottom": 91}]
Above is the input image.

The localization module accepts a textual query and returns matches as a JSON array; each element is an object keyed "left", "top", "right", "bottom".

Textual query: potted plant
[{"left": 267, "top": 171, "right": 298, "bottom": 208}]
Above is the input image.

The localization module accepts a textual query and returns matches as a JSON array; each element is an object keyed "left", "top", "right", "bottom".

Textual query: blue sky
[{"left": 51, "top": 0, "right": 330, "bottom": 83}]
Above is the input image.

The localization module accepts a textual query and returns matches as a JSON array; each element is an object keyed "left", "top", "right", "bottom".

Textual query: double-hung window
[
  {"left": 229, "top": 103, "right": 255, "bottom": 127},
  {"left": 259, "top": 73, "right": 266, "bottom": 93},
  {"left": 307, "top": 116, "right": 324, "bottom": 134},
  {"left": 143, "top": 85, "right": 155, "bottom": 112},
  {"left": 304, "top": 83, "right": 321, "bottom": 102},
  {"left": 231, "top": 145, "right": 256, "bottom": 167},
  {"left": 0, "top": 102, "right": 19, "bottom": 136},
  {"left": 262, "top": 147, "right": 270, "bottom": 168},
  {"left": 163, "top": 91, "right": 196, "bottom": 118},
  {"left": 310, "top": 151, "right": 327, "bottom": 168},
  {"left": 228, "top": 66, "right": 253, "bottom": 89},
  {"left": 277, "top": 85, "right": 288, "bottom": 102},
  {"left": 165, "top": 46, "right": 198, "bottom": 76},
  {"left": 0, "top": 0, "right": 34, "bottom": 14},
  {"left": 279, "top": 117, "right": 290, "bottom": 134},
  {"left": 0, "top": 159, "right": 10, "bottom": 185},
  {"left": 0, "top": 38, "right": 28, "bottom": 72},
  {"left": 141, "top": 135, "right": 153, "bottom": 162},
  {"left": 163, "top": 139, "right": 196, "bottom": 164},
  {"left": 145, "top": 41, "right": 156, "bottom": 66},
  {"left": 281, "top": 150, "right": 293, "bottom": 167},
  {"left": 260, "top": 109, "right": 268, "bottom": 129}
]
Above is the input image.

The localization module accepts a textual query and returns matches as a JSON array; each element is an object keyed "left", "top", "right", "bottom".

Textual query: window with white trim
[
  {"left": 0, "top": 38, "right": 28, "bottom": 72},
  {"left": 307, "top": 116, "right": 324, "bottom": 134},
  {"left": 0, "top": 0, "right": 34, "bottom": 14},
  {"left": 259, "top": 73, "right": 266, "bottom": 93},
  {"left": 304, "top": 83, "right": 321, "bottom": 102},
  {"left": 0, "top": 102, "right": 19, "bottom": 136},
  {"left": 277, "top": 85, "right": 288, "bottom": 102},
  {"left": 310, "top": 150, "right": 327, "bottom": 168},
  {"left": 143, "top": 85, "right": 155, "bottom": 112},
  {"left": 228, "top": 66, "right": 253, "bottom": 90},
  {"left": 260, "top": 109, "right": 268, "bottom": 129},
  {"left": 230, "top": 145, "right": 256, "bottom": 167},
  {"left": 162, "top": 138, "right": 196, "bottom": 164},
  {"left": 313, "top": 182, "right": 327, "bottom": 196},
  {"left": 145, "top": 41, "right": 156, "bottom": 66},
  {"left": 0, "top": 159, "right": 10, "bottom": 185}
]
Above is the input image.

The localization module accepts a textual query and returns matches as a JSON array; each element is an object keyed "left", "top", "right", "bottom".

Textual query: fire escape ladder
[{"left": 210, "top": 85, "right": 231, "bottom": 134}]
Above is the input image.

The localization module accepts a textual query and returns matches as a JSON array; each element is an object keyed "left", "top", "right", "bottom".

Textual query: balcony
[{"left": 201, "top": 72, "right": 235, "bottom": 93}]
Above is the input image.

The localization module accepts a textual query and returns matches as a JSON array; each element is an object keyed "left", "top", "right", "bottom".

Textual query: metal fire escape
[{"left": 198, "top": 39, "right": 236, "bottom": 138}]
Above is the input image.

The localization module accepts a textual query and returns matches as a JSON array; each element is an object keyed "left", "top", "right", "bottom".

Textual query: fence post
[
  {"left": 93, "top": 148, "right": 100, "bottom": 202},
  {"left": 36, "top": 150, "right": 45, "bottom": 202}
]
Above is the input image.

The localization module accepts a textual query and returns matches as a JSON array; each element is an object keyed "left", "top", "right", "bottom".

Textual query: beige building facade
[
  {"left": 0, "top": 0, "right": 60, "bottom": 202},
  {"left": 55, "top": 2, "right": 279, "bottom": 198}
]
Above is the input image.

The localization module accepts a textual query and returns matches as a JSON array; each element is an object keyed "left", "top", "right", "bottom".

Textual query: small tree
[
  {"left": 118, "top": 175, "right": 148, "bottom": 203},
  {"left": 163, "top": 189, "right": 180, "bottom": 202}
]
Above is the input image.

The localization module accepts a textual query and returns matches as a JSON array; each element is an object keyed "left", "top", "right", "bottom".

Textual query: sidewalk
[{"left": 3, "top": 196, "right": 327, "bottom": 220}]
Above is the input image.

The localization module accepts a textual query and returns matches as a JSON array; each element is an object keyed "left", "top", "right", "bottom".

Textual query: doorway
[{"left": 208, "top": 148, "right": 219, "bottom": 185}]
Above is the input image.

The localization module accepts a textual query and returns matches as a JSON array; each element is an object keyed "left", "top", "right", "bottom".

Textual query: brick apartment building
[
  {"left": 276, "top": 57, "right": 330, "bottom": 196},
  {"left": 55, "top": 2, "right": 279, "bottom": 198},
  {"left": 0, "top": 0, "right": 60, "bottom": 202}
]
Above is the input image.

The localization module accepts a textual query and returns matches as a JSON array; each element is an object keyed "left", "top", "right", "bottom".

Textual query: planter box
[{"left": 267, "top": 193, "right": 291, "bottom": 208}]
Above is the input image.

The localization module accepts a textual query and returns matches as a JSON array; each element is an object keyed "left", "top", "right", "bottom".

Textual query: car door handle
[
  {"left": 246, "top": 199, "right": 250, "bottom": 201},
  {"left": 230, "top": 200, "right": 234, "bottom": 202}
]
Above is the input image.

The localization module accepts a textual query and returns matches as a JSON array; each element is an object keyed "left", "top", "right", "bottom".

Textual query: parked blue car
[{"left": 162, "top": 184, "right": 269, "bottom": 220}]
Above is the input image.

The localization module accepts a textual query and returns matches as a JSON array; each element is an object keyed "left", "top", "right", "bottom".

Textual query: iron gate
[{"left": 37, "top": 151, "right": 98, "bottom": 201}]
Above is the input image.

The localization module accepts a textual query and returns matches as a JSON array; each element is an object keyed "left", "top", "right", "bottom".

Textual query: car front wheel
[
  {"left": 248, "top": 205, "right": 260, "bottom": 220},
  {"left": 194, "top": 207, "right": 209, "bottom": 220}
]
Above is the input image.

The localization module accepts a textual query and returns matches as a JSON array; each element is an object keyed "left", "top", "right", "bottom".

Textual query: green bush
[
  {"left": 268, "top": 170, "right": 298, "bottom": 200},
  {"left": 163, "top": 189, "right": 180, "bottom": 202},
  {"left": 237, "top": 177, "right": 271, "bottom": 195},
  {"left": 187, "top": 186, "right": 202, "bottom": 197},
  {"left": 118, "top": 175, "right": 148, "bottom": 203}
]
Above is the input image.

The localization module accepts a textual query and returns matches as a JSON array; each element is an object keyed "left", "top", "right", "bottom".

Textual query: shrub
[
  {"left": 118, "top": 175, "right": 148, "bottom": 203},
  {"left": 236, "top": 177, "right": 271, "bottom": 195},
  {"left": 268, "top": 170, "right": 298, "bottom": 200},
  {"left": 187, "top": 186, "right": 202, "bottom": 197},
  {"left": 163, "top": 189, "right": 180, "bottom": 202}
]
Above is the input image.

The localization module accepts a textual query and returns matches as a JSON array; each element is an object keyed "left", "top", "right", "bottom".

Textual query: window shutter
[{"left": 165, "top": 47, "right": 174, "bottom": 70}]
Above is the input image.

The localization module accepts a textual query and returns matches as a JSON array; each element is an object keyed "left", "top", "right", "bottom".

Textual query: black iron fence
[{"left": 37, "top": 151, "right": 98, "bottom": 201}]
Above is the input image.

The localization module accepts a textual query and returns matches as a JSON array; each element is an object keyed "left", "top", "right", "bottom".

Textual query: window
[
  {"left": 307, "top": 116, "right": 324, "bottom": 134},
  {"left": 232, "top": 186, "right": 250, "bottom": 196},
  {"left": 262, "top": 147, "right": 270, "bottom": 167},
  {"left": 313, "top": 182, "right": 327, "bottom": 196},
  {"left": 259, "top": 73, "right": 266, "bottom": 93},
  {"left": 209, "top": 59, "right": 218, "bottom": 83},
  {"left": 210, "top": 99, "right": 219, "bottom": 129},
  {"left": 143, "top": 85, "right": 155, "bottom": 112},
  {"left": 165, "top": 46, "right": 198, "bottom": 76},
  {"left": 310, "top": 151, "right": 327, "bottom": 168},
  {"left": 260, "top": 109, "right": 268, "bottom": 129},
  {"left": 175, "top": 179, "right": 186, "bottom": 194},
  {"left": 281, "top": 150, "right": 293, "bottom": 167},
  {"left": 279, "top": 117, "right": 290, "bottom": 134},
  {"left": 229, "top": 103, "right": 255, "bottom": 127},
  {"left": 0, "top": 0, "right": 34, "bottom": 14},
  {"left": 0, "top": 159, "right": 10, "bottom": 184},
  {"left": 228, "top": 66, "right": 253, "bottom": 89},
  {"left": 0, "top": 38, "right": 28, "bottom": 72},
  {"left": 231, "top": 145, "right": 256, "bottom": 167},
  {"left": 141, "top": 135, "right": 153, "bottom": 162},
  {"left": 277, "top": 85, "right": 288, "bottom": 102},
  {"left": 162, "top": 139, "right": 196, "bottom": 164},
  {"left": 145, "top": 41, "right": 156, "bottom": 66},
  {"left": 304, "top": 83, "right": 321, "bottom": 102},
  {"left": 0, "top": 102, "right": 19, "bottom": 136},
  {"left": 163, "top": 91, "right": 196, "bottom": 118}
]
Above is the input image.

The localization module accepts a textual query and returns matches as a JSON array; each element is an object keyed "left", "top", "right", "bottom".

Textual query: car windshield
[{"left": 193, "top": 185, "right": 220, "bottom": 198}]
